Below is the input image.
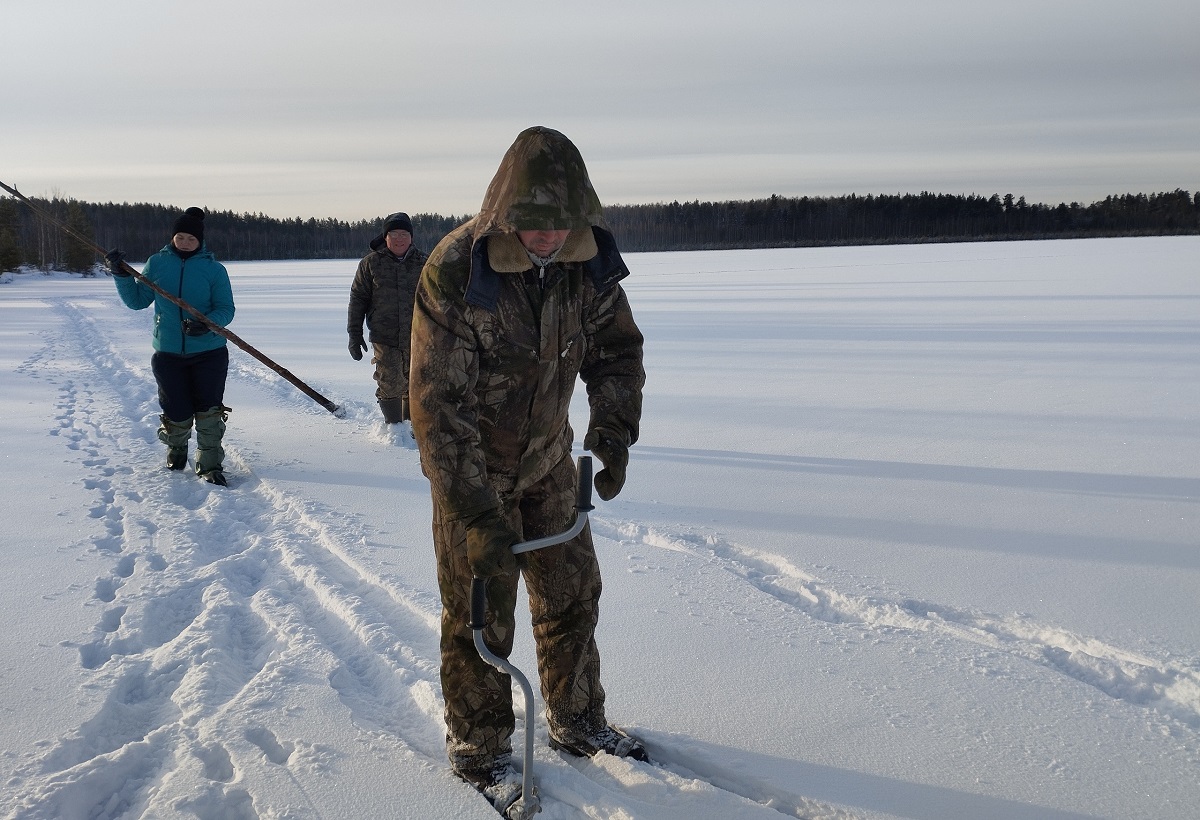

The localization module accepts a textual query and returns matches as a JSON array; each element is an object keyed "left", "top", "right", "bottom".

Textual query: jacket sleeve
[
  {"left": 347, "top": 258, "right": 372, "bottom": 335},
  {"left": 580, "top": 282, "right": 645, "bottom": 446},
  {"left": 205, "top": 263, "right": 235, "bottom": 328},
  {"left": 114, "top": 260, "right": 155, "bottom": 311},
  {"left": 409, "top": 260, "right": 501, "bottom": 521}
]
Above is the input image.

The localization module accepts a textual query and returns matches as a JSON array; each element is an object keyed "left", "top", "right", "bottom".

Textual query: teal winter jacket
[{"left": 115, "top": 243, "right": 235, "bottom": 355}]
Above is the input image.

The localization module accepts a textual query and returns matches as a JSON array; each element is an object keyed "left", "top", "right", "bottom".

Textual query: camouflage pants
[
  {"left": 371, "top": 342, "right": 409, "bottom": 401},
  {"left": 434, "top": 453, "right": 606, "bottom": 776}
]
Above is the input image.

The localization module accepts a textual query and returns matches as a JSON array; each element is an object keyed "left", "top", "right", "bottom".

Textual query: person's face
[
  {"left": 385, "top": 229, "right": 412, "bottom": 256},
  {"left": 517, "top": 229, "right": 570, "bottom": 258},
  {"left": 173, "top": 233, "right": 200, "bottom": 252}
]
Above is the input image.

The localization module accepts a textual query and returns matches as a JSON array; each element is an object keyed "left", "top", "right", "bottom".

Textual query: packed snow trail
[
  {"left": 5, "top": 296, "right": 862, "bottom": 818},
  {"left": 4, "top": 252, "right": 1197, "bottom": 820}
]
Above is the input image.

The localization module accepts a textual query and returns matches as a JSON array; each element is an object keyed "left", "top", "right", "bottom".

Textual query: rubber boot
[
  {"left": 194, "top": 405, "right": 230, "bottom": 486},
  {"left": 379, "top": 397, "right": 405, "bottom": 424},
  {"left": 400, "top": 395, "right": 410, "bottom": 423},
  {"left": 157, "top": 414, "right": 193, "bottom": 471}
]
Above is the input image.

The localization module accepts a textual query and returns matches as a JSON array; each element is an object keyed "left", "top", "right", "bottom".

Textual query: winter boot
[
  {"left": 452, "top": 755, "right": 524, "bottom": 818},
  {"left": 403, "top": 397, "right": 416, "bottom": 440},
  {"left": 548, "top": 723, "right": 648, "bottom": 762},
  {"left": 157, "top": 414, "right": 193, "bottom": 471},
  {"left": 400, "top": 394, "right": 411, "bottom": 422},
  {"left": 194, "top": 405, "right": 230, "bottom": 486},
  {"left": 378, "top": 397, "right": 405, "bottom": 424}
]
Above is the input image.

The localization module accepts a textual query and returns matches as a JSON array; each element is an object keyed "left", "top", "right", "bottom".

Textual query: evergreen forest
[{"left": 2, "top": 189, "right": 1198, "bottom": 273}]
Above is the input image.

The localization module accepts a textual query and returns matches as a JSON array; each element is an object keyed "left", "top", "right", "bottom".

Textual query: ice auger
[{"left": 469, "top": 455, "right": 596, "bottom": 819}]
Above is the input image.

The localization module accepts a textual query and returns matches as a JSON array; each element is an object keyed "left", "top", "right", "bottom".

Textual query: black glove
[
  {"left": 464, "top": 508, "right": 521, "bottom": 578},
  {"left": 105, "top": 249, "right": 129, "bottom": 277},
  {"left": 349, "top": 333, "right": 368, "bottom": 361},
  {"left": 182, "top": 318, "right": 210, "bottom": 336},
  {"left": 584, "top": 428, "right": 629, "bottom": 501}
]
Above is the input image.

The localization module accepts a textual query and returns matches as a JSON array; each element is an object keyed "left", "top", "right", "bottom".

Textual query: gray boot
[
  {"left": 379, "top": 397, "right": 405, "bottom": 424},
  {"left": 157, "top": 414, "right": 193, "bottom": 471},
  {"left": 194, "top": 405, "right": 230, "bottom": 485}
]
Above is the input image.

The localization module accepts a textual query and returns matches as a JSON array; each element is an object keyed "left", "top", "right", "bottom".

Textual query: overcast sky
[{"left": 3, "top": 0, "right": 1198, "bottom": 223}]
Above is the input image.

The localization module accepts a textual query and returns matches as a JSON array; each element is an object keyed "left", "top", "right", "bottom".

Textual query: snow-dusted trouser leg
[
  {"left": 371, "top": 342, "right": 410, "bottom": 402},
  {"left": 467, "top": 455, "right": 595, "bottom": 820},
  {"left": 436, "top": 455, "right": 603, "bottom": 768},
  {"left": 158, "top": 414, "right": 193, "bottom": 469},
  {"left": 193, "top": 405, "right": 228, "bottom": 476},
  {"left": 157, "top": 414, "right": 193, "bottom": 449},
  {"left": 517, "top": 455, "right": 605, "bottom": 737}
]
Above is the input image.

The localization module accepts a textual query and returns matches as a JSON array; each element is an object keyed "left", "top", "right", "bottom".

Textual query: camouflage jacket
[
  {"left": 410, "top": 127, "right": 645, "bottom": 521},
  {"left": 347, "top": 242, "right": 428, "bottom": 348}
]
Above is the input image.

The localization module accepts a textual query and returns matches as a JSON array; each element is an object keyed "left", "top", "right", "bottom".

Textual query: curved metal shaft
[
  {"left": 471, "top": 629, "right": 540, "bottom": 818},
  {"left": 467, "top": 455, "right": 595, "bottom": 817}
]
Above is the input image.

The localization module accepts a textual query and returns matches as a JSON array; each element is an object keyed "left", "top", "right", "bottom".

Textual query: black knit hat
[
  {"left": 382, "top": 212, "right": 413, "bottom": 235},
  {"left": 172, "top": 207, "right": 206, "bottom": 241}
]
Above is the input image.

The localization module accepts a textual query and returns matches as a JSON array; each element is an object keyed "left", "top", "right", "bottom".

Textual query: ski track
[
  {"left": 14, "top": 295, "right": 1197, "bottom": 819},
  {"left": 8, "top": 301, "right": 450, "bottom": 818},
  {"left": 20, "top": 294, "right": 1198, "bottom": 819},
  {"left": 10, "top": 298, "right": 862, "bottom": 820},
  {"left": 590, "top": 517, "right": 1200, "bottom": 733}
]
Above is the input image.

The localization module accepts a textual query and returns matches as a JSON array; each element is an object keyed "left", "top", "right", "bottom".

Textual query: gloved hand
[
  {"left": 105, "top": 249, "right": 129, "bottom": 277},
  {"left": 464, "top": 508, "right": 521, "bottom": 578},
  {"left": 182, "top": 318, "right": 210, "bottom": 336},
  {"left": 584, "top": 428, "right": 629, "bottom": 501},
  {"left": 349, "top": 333, "right": 368, "bottom": 361}
]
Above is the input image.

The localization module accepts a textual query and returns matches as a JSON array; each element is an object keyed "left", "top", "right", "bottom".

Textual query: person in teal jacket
[{"left": 107, "top": 207, "right": 236, "bottom": 485}]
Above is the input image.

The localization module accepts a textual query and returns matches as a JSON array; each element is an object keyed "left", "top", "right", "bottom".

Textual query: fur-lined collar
[
  {"left": 485, "top": 228, "right": 598, "bottom": 273},
  {"left": 465, "top": 226, "right": 628, "bottom": 311}
]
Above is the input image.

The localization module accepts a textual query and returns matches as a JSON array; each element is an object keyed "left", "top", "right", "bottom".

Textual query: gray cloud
[{"left": 3, "top": 0, "right": 1197, "bottom": 220}]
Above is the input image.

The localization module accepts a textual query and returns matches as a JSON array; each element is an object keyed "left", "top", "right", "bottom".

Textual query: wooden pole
[{"left": 1, "top": 180, "right": 343, "bottom": 417}]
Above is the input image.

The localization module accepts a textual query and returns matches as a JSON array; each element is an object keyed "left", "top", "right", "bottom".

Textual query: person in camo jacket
[
  {"left": 347, "top": 211, "right": 428, "bottom": 424},
  {"left": 409, "top": 126, "right": 647, "bottom": 814}
]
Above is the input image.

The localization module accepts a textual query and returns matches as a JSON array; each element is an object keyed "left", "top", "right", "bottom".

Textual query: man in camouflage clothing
[
  {"left": 410, "top": 126, "right": 646, "bottom": 811},
  {"left": 347, "top": 212, "right": 428, "bottom": 423}
]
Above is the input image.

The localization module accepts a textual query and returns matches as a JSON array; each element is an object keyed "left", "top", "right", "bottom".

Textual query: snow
[{"left": 2, "top": 236, "right": 1198, "bottom": 820}]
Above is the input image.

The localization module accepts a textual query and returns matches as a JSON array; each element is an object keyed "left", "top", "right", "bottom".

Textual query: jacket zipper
[{"left": 177, "top": 258, "right": 188, "bottom": 354}]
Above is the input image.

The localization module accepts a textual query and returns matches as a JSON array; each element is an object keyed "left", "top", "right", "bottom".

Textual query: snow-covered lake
[{"left": 2, "top": 236, "right": 1197, "bottom": 819}]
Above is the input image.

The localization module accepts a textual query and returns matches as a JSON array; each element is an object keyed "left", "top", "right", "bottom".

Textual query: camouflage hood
[{"left": 473, "top": 126, "right": 608, "bottom": 239}]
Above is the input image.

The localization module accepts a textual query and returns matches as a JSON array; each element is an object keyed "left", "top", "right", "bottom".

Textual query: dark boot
[
  {"left": 157, "top": 414, "right": 193, "bottom": 471},
  {"left": 194, "top": 405, "right": 230, "bottom": 485},
  {"left": 548, "top": 723, "right": 648, "bottom": 762},
  {"left": 451, "top": 754, "right": 523, "bottom": 818},
  {"left": 378, "top": 397, "right": 405, "bottom": 424}
]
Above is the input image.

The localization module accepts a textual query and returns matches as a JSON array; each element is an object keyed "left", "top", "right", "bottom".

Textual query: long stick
[{"left": 1, "top": 180, "right": 343, "bottom": 417}]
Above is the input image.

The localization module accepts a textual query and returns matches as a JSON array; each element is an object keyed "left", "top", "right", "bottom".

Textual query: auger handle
[
  {"left": 468, "top": 455, "right": 592, "bottom": 819},
  {"left": 469, "top": 577, "right": 488, "bottom": 630},
  {"left": 512, "top": 456, "right": 593, "bottom": 555},
  {"left": 469, "top": 455, "right": 594, "bottom": 627}
]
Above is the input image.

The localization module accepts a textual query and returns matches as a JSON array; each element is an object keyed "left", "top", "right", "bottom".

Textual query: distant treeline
[
  {"left": 606, "top": 189, "right": 1200, "bottom": 251},
  {"left": 2, "top": 189, "right": 1198, "bottom": 272},
  {"left": 0, "top": 197, "right": 469, "bottom": 271}
]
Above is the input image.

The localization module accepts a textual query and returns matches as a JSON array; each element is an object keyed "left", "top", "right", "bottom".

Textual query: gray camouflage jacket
[
  {"left": 347, "top": 241, "right": 429, "bottom": 348},
  {"left": 410, "top": 127, "right": 645, "bottom": 521}
]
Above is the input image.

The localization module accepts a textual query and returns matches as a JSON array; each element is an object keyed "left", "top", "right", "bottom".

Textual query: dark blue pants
[{"left": 151, "top": 347, "right": 229, "bottom": 422}]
